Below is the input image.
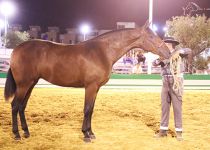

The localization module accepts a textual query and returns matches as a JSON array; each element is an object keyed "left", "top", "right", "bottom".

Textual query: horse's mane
[
  {"left": 91, "top": 28, "right": 137, "bottom": 40},
  {"left": 26, "top": 28, "right": 139, "bottom": 46}
]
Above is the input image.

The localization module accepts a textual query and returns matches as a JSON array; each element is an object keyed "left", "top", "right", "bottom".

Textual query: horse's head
[{"left": 133, "top": 21, "right": 170, "bottom": 60}]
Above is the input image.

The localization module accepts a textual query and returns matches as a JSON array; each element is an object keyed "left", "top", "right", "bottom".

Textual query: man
[
  {"left": 153, "top": 37, "right": 190, "bottom": 141},
  {"left": 135, "top": 52, "right": 146, "bottom": 74}
]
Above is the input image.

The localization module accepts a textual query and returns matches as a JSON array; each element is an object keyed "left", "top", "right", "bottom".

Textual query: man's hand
[
  {"left": 153, "top": 59, "right": 166, "bottom": 67},
  {"left": 179, "top": 48, "right": 192, "bottom": 58}
]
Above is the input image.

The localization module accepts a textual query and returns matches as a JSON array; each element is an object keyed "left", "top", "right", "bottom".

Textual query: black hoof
[
  {"left": 23, "top": 131, "right": 30, "bottom": 138},
  {"left": 89, "top": 134, "right": 96, "bottom": 139},
  {"left": 83, "top": 137, "right": 91, "bottom": 143},
  {"left": 14, "top": 134, "right": 21, "bottom": 140}
]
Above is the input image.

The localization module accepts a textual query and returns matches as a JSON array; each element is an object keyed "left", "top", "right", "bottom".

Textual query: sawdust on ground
[{"left": 0, "top": 88, "right": 210, "bottom": 150}]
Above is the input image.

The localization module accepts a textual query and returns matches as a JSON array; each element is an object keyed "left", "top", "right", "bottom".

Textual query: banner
[{"left": 0, "top": 49, "right": 13, "bottom": 73}]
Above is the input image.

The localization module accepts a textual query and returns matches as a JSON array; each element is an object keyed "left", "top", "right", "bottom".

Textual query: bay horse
[{"left": 4, "top": 21, "right": 170, "bottom": 142}]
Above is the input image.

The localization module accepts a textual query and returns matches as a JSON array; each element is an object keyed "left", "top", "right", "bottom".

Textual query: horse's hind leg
[
  {"left": 11, "top": 82, "right": 36, "bottom": 140},
  {"left": 11, "top": 86, "right": 28, "bottom": 140},
  {"left": 19, "top": 82, "right": 37, "bottom": 138},
  {"left": 11, "top": 96, "right": 21, "bottom": 140},
  {"left": 82, "top": 83, "right": 99, "bottom": 142}
]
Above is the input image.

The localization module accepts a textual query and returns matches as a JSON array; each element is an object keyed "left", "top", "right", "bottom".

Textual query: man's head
[{"left": 163, "top": 37, "right": 179, "bottom": 52}]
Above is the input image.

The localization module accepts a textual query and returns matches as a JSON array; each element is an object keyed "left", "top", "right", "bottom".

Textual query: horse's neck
[{"left": 103, "top": 31, "right": 142, "bottom": 65}]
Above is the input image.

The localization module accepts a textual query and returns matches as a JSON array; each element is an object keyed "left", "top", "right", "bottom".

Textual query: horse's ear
[{"left": 143, "top": 20, "right": 151, "bottom": 29}]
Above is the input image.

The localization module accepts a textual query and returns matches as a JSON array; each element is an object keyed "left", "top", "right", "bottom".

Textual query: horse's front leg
[{"left": 82, "top": 83, "right": 99, "bottom": 142}]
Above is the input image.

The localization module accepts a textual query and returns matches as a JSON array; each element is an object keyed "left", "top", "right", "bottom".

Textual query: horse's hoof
[
  {"left": 89, "top": 134, "right": 96, "bottom": 139},
  {"left": 14, "top": 135, "right": 21, "bottom": 140},
  {"left": 83, "top": 137, "right": 91, "bottom": 143},
  {"left": 23, "top": 132, "right": 30, "bottom": 138}
]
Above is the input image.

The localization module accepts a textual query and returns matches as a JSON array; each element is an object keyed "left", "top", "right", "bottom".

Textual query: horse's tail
[{"left": 4, "top": 68, "right": 16, "bottom": 101}]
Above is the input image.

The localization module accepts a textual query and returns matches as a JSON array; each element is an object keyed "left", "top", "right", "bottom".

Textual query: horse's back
[
  {"left": 10, "top": 40, "right": 60, "bottom": 83},
  {"left": 11, "top": 40, "right": 55, "bottom": 67}
]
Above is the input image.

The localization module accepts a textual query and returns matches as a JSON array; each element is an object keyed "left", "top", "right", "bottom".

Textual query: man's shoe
[
  {"left": 154, "top": 130, "right": 167, "bottom": 138},
  {"left": 176, "top": 131, "right": 183, "bottom": 141}
]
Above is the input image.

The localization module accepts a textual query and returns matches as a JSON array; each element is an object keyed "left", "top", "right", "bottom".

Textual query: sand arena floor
[{"left": 0, "top": 88, "right": 210, "bottom": 150}]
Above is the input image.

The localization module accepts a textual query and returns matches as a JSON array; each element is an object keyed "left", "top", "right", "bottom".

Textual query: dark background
[{"left": 1, "top": 0, "right": 210, "bottom": 33}]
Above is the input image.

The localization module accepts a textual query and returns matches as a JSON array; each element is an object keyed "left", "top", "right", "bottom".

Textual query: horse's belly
[
  {"left": 42, "top": 75, "right": 85, "bottom": 88},
  {"left": 49, "top": 80, "right": 84, "bottom": 87}
]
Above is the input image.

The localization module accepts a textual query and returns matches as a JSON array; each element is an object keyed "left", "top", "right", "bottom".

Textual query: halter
[{"left": 158, "top": 41, "right": 165, "bottom": 49}]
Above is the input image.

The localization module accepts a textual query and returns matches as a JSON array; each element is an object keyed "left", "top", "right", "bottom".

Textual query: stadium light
[
  {"left": 163, "top": 26, "right": 168, "bottom": 32},
  {"left": 80, "top": 24, "right": 90, "bottom": 41},
  {"left": 152, "top": 24, "right": 158, "bottom": 32},
  {"left": 0, "top": 1, "right": 15, "bottom": 46},
  {"left": 0, "top": 1, "right": 15, "bottom": 17}
]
